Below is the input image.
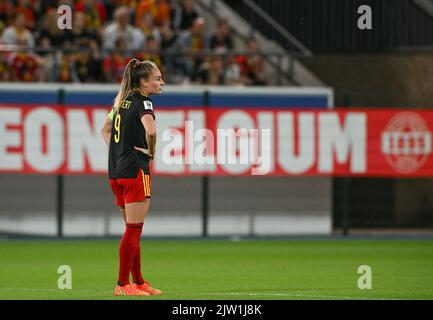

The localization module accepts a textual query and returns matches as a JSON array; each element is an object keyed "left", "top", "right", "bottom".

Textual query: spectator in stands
[
  {"left": 159, "top": 22, "right": 177, "bottom": 51},
  {"left": 0, "top": 40, "right": 9, "bottom": 81},
  {"left": 137, "top": 12, "right": 161, "bottom": 43},
  {"left": 0, "top": 60, "right": 8, "bottom": 81},
  {"left": 0, "top": 1, "right": 14, "bottom": 32},
  {"left": 13, "top": 0, "right": 38, "bottom": 31},
  {"left": 9, "top": 51, "right": 39, "bottom": 81},
  {"left": 195, "top": 54, "right": 225, "bottom": 85},
  {"left": 1, "top": 13, "right": 35, "bottom": 48},
  {"left": 75, "top": 49, "right": 102, "bottom": 82},
  {"left": 157, "top": 21, "right": 177, "bottom": 83},
  {"left": 38, "top": 7, "right": 64, "bottom": 47},
  {"left": 7, "top": 37, "right": 43, "bottom": 81},
  {"left": 62, "top": 11, "right": 100, "bottom": 48},
  {"left": 103, "top": 35, "right": 132, "bottom": 82},
  {"left": 52, "top": 42, "right": 80, "bottom": 82},
  {"left": 136, "top": 0, "right": 171, "bottom": 27},
  {"left": 103, "top": 6, "right": 145, "bottom": 51},
  {"left": 172, "top": 0, "right": 202, "bottom": 32},
  {"left": 208, "top": 18, "right": 233, "bottom": 54},
  {"left": 236, "top": 37, "right": 268, "bottom": 86},
  {"left": 36, "top": 7, "right": 101, "bottom": 82},
  {"left": 100, "top": 0, "right": 115, "bottom": 21},
  {"left": 75, "top": 0, "right": 107, "bottom": 34},
  {"left": 136, "top": 35, "right": 162, "bottom": 70},
  {"left": 224, "top": 55, "right": 242, "bottom": 85},
  {"left": 36, "top": 36, "right": 56, "bottom": 82},
  {"left": 172, "top": 16, "right": 206, "bottom": 81}
]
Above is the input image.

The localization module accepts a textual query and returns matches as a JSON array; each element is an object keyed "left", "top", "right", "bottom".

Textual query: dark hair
[{"left": 113, "top": 59, "right": 157, "bottom": 112}]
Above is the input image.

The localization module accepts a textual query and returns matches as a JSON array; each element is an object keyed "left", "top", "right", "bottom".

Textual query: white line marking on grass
[
  {"left": 1, "top": 288, "right": 64, "bottom": 292},
  {"left": 168, "top": 291, "right": 356, "bottom": 299},
  {"left": 0, "top": 288, "right": 402, "bottom": 300},
  {"left": 0, "top": 288, "right": 112, "bottom": 294},
  {"left": 168, "top": 291, "right": 400, "bottom": 300}
]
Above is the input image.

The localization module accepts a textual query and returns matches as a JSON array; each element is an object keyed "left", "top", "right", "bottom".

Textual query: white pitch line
[
  {"left": 161, "top": 291, "right": 391, "bottom": 300},
  {"left": 0, "top": 288, "right": 112, "bottom": 294},
  {"left": 0, "top": 288, "right": 401, "bottom": 300}
]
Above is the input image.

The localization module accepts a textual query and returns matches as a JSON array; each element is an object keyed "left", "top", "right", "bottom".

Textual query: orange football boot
[
  {"left": 132, "top": 281, "right": 162, "bottom": 295},
  {"left": 114, "top": 283, "right": 150, "bottom": 296}
]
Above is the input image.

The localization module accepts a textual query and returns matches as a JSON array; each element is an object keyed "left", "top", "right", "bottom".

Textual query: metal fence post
[
  {"left": 202, "top": 175, "right": 209, "bottom": 238},
  {"left": 56, "top": 88, "right": 65, "bottom": 238},
  {"left": 341, "top": 94, "right": 351, "bottom": 236},
  {"left": 342, "top": 178, "right": 351, "bottom": 236},
  {"left": 201, "top": 90, "right": 210, "bottom": 238},
  {"left": 56, "top": 175, "right": 64, "bottom": 238}
]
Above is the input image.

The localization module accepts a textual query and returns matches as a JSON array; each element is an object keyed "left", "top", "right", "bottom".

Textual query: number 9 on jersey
[{"left": 114, "top": 113, "right": 121, "bottom": 143}]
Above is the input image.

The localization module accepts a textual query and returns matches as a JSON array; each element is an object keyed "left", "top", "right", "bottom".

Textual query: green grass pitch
[{"left": 0, "top": 239, "right": 432, "bottom": 300}]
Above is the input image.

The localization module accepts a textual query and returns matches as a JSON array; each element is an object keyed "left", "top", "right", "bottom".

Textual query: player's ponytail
[
  {"left": 113, "top": 58, "right": 157, "bottom": 114},
  {"left": 113, "top": 59, "right": 140, "bottom": 113}
]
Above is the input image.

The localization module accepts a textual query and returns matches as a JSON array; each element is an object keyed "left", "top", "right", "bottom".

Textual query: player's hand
[{"left": 134, "top": 146, "right": 154, "bottom": 160}]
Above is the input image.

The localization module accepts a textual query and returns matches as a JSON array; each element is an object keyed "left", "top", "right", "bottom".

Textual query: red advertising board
[{"left": 0, "top": 105, "right": 432, "bottom": 176}]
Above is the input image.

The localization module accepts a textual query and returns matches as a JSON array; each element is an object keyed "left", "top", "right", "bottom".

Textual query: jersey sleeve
[
  {"left": 139, "top": 98, "right": 155, "bottom": 120},
  {"left": 108, "top": 107, "right": 114, "bottom": 120}
]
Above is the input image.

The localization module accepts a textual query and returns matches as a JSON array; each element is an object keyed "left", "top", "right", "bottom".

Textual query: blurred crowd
[{"left": 0, "top": 0, "right": 268, "bottom": 85}]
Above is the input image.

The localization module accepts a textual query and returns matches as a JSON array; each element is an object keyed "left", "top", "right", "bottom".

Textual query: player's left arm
[
  {"left": 134, "top": 114, "right": 156, "bottom": 159},
  {"left": 142, "top": 114, "right": 157, "bottom": 158},
  {"left": 134, "top": 99, "right": 156, "bottom": 159}
]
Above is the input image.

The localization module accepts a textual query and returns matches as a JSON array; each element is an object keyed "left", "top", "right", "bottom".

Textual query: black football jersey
[{"left": 108, "top": 91, "right": 155, "bottom": 179}]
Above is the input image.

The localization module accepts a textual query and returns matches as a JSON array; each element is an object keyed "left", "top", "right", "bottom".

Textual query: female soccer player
[{"left": 101, "top": 59, "right": 164, "bottom": 296}]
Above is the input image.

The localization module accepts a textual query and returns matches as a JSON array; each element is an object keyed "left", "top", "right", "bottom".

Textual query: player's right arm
[{"left": 101, "top": 108, "right": 114, "bottom": 147}]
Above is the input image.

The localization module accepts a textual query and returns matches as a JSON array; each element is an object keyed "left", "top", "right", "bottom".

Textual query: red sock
[
  {"left": 117, "top": 223, "right": 143, "bottom": 286},
  {"left": 132, "top": 244, "right": 145, "bottom": 285}
]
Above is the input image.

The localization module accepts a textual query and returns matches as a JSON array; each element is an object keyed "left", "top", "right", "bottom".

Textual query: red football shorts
[{"left": 109, "top": 169, "right": 152, "bottom": 206}]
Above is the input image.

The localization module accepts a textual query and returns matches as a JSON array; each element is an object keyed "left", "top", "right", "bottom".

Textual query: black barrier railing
[{"left": 0, "top": 46, "right": 295, "bottom": 86}]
